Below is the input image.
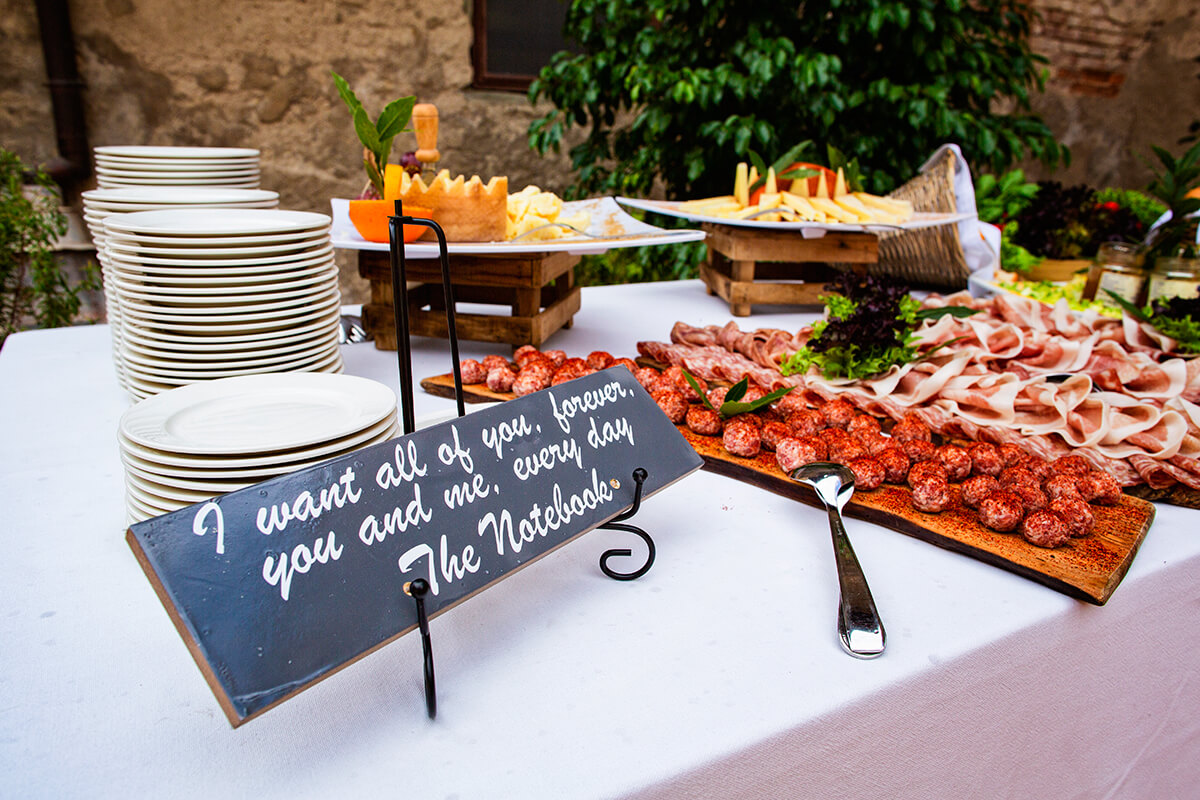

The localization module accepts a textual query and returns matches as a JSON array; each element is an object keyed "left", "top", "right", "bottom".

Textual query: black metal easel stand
[{"left": 598, "top": 468, "right": 655, "bottom": 580}]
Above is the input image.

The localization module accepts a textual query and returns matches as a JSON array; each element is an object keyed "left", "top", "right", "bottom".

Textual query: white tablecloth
[{"left": 2, "top": 280, "right": 1199, "bottom": 799}]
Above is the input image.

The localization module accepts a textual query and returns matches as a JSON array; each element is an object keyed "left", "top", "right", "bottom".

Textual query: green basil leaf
[
  {"left": 1103, "top": 289, "right": 1150, "bottom": 322},
  {"left": 913, "top": 305, "right": 979, "bottom": 320},
  {"left": 681, "top": 368, "right": 713, "bottom": 410},
  {"left": 354, "top": 107, "right": 382, "bottom": 155},
  {"left": 376, "top": 96, "right": 416, "bottom": 141},
  {"left": 723, "top": 376, "right": 748, "bottom": 404},
  {"left": 331, "top": 71, "right": 364, "bottom": 118},
  {"left": 719, "top": 384, "right": 793, "bottom": 417},
  {"left": 772, "top": 140, "right": 813, "bottom": 172}
]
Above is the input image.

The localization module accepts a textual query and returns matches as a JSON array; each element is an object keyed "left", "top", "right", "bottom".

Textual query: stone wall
[{"left": 1025, "top": 0, "right": 1200, "bottom": 187}]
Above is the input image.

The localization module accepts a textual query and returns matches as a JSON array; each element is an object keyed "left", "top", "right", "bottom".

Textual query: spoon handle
[{"left": 826, "top": 505, "right": 885, "bottom": 659}]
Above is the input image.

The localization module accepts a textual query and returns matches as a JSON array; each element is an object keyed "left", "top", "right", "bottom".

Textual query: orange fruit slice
[{"left": 348, "top": 200, "right": 432, "bottom": 243}]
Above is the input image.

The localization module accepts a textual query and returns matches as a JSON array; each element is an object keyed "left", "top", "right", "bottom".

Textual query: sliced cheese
[
  {"left": 807, "top": 196, "right": 859, "bottom": 223},
  {"left": 734, "top": 162, "right": 749, "bottom": 207},
  {"left": 854, "top": 192, "right": 914, "bottom": 221},
  {"left": 831, "top": 194, "right": 876, "bottom": 223},
  {"left": 780, "top": 192, "right": 825, "bottom": 222}
]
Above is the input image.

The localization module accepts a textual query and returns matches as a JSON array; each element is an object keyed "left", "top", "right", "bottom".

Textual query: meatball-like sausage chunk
[
  {"left": 911, "top": 477, "right": 952, "bottom": 513},
  {"left": 1050, "top": 496, "right": 1095, "bottom": 538},
  {"left": 1043, "top": 473, "right": 1083, "bottom": 501},
  {"left": 823, "top": 429, "right": 866, "bottom": 464},
  {"left": 705, "top": 386, "right": 730, "bottom": 411},
  {"left": 651, "top": 388, "right": 688, "bottom": 424},
  {"left": 847, "top": 457, "right": 885, "bottom": 491},
  {"left": 587, "top": 350, "right": 615, "bottom": 370},
  {"left": 891, "top": 416, "right": 932, "bottom": 443},
  {"left": 481, "top": 354, "right": 510, "bottom": 372},
  {"left": 1051, "top": 454, "right": 1092, "bottom": 476},
  {"left": 875, "top": 446, "right": 911, "bottom": 483},
  {"left": 961, "top": 474, "right": 1001, "bottom": 508},
  {"left": 634, "top": 366, "right": 660, "bottom": 391},
  {"left": 998, "top": 443, "right": 1026, "bottom": 468},
  {"left": 977, "top": 490, "right": 1025, "bottom": 532},
  {"left": 459, "top": 358, "right": 488, "bottom": 384},
  {"left": 1077, "top": 471, "right": 1122, "bottom": 506},
  {"left": 901, "top": 439, "right": 937, "bottom": 463},
  {"left": 786, "top": 408, "right": 825, "bottom": 438},
  {"left": 775, "top": 438, "right": 812, "bottom": 474},
  {"left": 760, "top": 420, "right": 793, "bottom": 452},
  {"left": 795, "top": 435, "right": 829, "bottom": 463},
  {"left": 936, "top": 443, "right": 972, "bottom": 482},
  {"left": 685, "top": 406, "right": 723, "bottom": 437},
  {"left": 999, "top": 466, "right": 1038, "bottom": 489},
  {"left": 543, "top": 349, "right": 568, "bottom": 368},
  {"left": 967, "top": 442, "right": 1004, "bottom": 477},
  {"left": 1010, "top": 482, "right": 1049, "bottom": 513},
  {"left": 847, "top": 414, "right": 882, "bottom": 437},
  {"left": 820, "top": 398, "right": 856, "bottom": 429},
  {"left": 513, "top": 344, "right": 541, "bottom": 366},
  {"left": 1021, "top": 509, "right": 1070, "bottom": 548},
  {"left": 722, "top": 420, "right": 761, "bottom": 458},
  {"left": 908, "top": 460, "right": 948, "bottom": 486},
  {"left": 486, "top": 366, "right": 517, "bottom": 393}
]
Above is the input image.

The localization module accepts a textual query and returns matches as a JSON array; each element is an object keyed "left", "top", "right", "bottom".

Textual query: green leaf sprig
[
  {"left": 1104, "top": 289, "right": 1200, "bottom": 353},
  {"left": 331, "top": 71, "right": 416, "bottom": 199},
  {"left": 681, "top": 370, "right": 793, "bottom": 417},
  {"left": 747, "top": 140, "right": 818, "bottom": 195},
  {"left": 778, "top": 274, "right": 976, "bottom": 381}
]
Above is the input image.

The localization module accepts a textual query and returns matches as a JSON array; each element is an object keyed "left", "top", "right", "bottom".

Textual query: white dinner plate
[
  {"left": 119, "top": 329, "right": 340, "bottom": 370},
  {"left": 111, "top": 264, "right": 336, "bottom": 296},
  {"left": 105, "top": 242, "right": 334, "bottom": 268},
  {"left": 117, "top": 294, "right": 341, "bottom": 333},
  {"left": 83, "top": 187, "right": 277, "bottom": 205},
  {"left": 120, "top": 307, "right": 340, "bottom": 346},
  {"left": 98, "top": 178, "right": 260, "bottom": 189},
  {"left": 118, "top": 418, "right": 400, "bottom": 481},
  {"left": 116, "top": 285, "right": 339, "bottom": 319},
  {"left": 109, "top": 251, "right": 335, "bottom": 278},
  {"left": 120, "top": 342, "right": 342, "bottom": 382},
  {"left": 110, "top": 260, "right": 334, "bottom": 289},
  {"left": 95, "top": 166, "right": 260, "bottom": 178},
  {"left": 98, "top": 229, "right": 326, "bottom": 250},
  {"left": 95, "top": 145, "right": 260, "bottom": 159},
  {"left": 104, "top": 236, "right": 331, "bottom": 259},
  {"left": 120, "top": 325, "right": 339, "bottom": 363},
  {"left": 119, "top": 373, "right": 397, "bottom": 454},
  {"left": 104, "top": 208, "right": 330, "bottom": 237}
]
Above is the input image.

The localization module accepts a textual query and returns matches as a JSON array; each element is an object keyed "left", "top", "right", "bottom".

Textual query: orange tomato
[
  {"left": 748, "top": 162, "right": 839, "bottom": 205},
  {"left": 348, "top": 200, "right": 432, "bottom": 243},
  {"left": 1187, "top": 187, "right": 1200, "bottom": 200}
]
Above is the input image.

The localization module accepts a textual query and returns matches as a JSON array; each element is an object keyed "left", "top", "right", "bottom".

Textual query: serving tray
[{"left": 420, "top": 371, "right": 1154, "bottom": 604}]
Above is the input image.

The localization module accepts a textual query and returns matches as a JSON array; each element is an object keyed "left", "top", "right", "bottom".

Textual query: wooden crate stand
[
  {"left": 700, "top": 223, "right": 879, "bottom": 316},
  {"left": 358, "top": 249, "right": 581, "bottom": 349}
]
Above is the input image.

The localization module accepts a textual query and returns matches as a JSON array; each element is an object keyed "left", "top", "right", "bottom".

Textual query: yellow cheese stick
[
  {"left": 807, "top": 196, "right": 860, "bottom": 223},
  {"left": 831, "top": 194, "right": 879, "bottom": 223},
  {"left": 780, "top": 192, "right": 826, "bottom": 222},
  {"left": 854, "top": 192, "right": 914, "bottom": 221}
]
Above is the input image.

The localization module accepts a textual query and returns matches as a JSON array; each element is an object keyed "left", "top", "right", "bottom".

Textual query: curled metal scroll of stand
[{"left": 599, "top": 467, "right": 655, "bottom": 581}]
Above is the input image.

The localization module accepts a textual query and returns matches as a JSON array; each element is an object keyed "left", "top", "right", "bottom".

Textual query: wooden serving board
[
  {"left": 420, "top": 374, "right": 515, "bottom": 403},
  {"left": 678, "top": 426, "right": 1153, "bottom": 605},
  {"left": 421, "top": 370, "right": 1156, "bottom": 603}
]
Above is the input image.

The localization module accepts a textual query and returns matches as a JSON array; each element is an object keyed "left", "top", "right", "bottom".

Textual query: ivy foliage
[
  {"left": 529, "top": 0, "right": 1066, "bottom": 284},
  {"left": 1, "top": 149, "right": 97, "bottom": 347}
]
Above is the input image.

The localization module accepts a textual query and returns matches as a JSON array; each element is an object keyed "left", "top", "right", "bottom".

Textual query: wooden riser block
[
  {"left": 703, "top": 224, "right": 878, "bottom": 263},
  {"left": 363, "top": 286, "right": 581, "bottom": 349},
  {"left": 358, "top": 249, "right": 578, "bottom": 288}
]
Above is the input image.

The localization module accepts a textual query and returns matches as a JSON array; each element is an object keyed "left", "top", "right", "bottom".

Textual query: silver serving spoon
[{"left": 790, "top": 462, "right": 886, "bottom": 659}]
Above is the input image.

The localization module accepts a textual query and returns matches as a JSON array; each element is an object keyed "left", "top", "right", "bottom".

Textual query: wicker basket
[{"left": 875, "top": 148, "right": 970, "bottom": 290}]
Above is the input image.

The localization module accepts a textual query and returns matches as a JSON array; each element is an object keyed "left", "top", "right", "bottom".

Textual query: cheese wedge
[
  {"left": 807, "top": 196, "right": 859, "bottom": 223},
  {"left": 854, "top": 193, "right": 914, "bottom": 221},
  {"left": 781, "top": 192, "right": 825, "bottom": 222}
]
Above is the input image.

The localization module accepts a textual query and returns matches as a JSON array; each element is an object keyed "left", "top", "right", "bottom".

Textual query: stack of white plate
[
  {"left": 102, "top": 208, "right": 343, "bottom": 400},
  {"left": 118, "top": 373, "right": 400, "bottom": 523},
  {"left": 81, "top": 187, "right": 280, "bottom": 389},
  {"left": 94, "top": 145, "right": 261, "bottom": 189}
]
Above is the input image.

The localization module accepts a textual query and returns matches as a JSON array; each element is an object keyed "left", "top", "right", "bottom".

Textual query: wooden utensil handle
[{"left": 413, "top": 103, "right": 440, "bottom": 165}]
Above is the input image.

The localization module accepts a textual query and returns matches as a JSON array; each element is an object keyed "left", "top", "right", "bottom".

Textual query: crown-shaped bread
[{"left": 399, "top": 169, "right": 508, "bottom": 242}]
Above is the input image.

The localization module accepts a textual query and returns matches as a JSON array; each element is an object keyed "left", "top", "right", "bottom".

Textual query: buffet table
[{"left": 3, "top": 280, "right": 1199, "bottom": 799}]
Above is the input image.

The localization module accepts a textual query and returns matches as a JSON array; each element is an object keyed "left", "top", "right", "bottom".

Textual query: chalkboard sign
[{"left": 127, "top": 369, "right": 702, "bottom": 726}]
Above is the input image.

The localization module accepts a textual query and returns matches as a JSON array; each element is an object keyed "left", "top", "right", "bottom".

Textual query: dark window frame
[{"left": 470, "top": 0, "right": 572, "bottom": 92}]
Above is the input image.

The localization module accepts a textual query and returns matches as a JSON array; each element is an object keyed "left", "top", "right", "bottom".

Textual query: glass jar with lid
[
  {"left": 1147, "top": 256, "right": 1200, "bottom": 303},
  {"left": 1083, "top": 242, "right": 1147, "bottom": 308}
]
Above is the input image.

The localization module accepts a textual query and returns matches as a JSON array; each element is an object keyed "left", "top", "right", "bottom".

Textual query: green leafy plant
[
  {"left": 1142, "top": 140, "right": 1200, "bottom": 260},
  {"left": 747, "top": 140, "right": 819, "bottom": 194},
  {"left": 778, "top": 273, "right": 974, "bottom": 380},
  {"left": 1, "top": 149, "right": 97, "bottom": 347},
  {"left": 331, "top": 71, "right": 416, "bottom": 199},
  {"left": 1105, "top": 289, "right": 1200, "bottom": 353},
  {"left": 682, "top": 371, "right": 794, "bottom": 417},
  {"left": 529, "top": 0, "right": 1064, "bottom": 202},
  {"left": 528, "top": 0, "right": 1065, "bottom": 284}
]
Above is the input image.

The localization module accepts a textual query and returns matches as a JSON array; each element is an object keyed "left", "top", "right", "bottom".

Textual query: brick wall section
[{"left": 1030, "top": 0, "right": 1153, "bottom": 97}]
